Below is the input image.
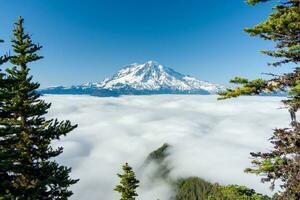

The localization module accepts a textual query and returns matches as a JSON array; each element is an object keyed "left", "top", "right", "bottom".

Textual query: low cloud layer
[{"left": 44, "top": 95, "right": 290, "bottom": 200}]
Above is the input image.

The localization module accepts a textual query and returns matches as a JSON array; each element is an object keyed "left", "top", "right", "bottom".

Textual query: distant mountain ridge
[{"left": 40, "top": 61, "right": 225, "bottom": 96}]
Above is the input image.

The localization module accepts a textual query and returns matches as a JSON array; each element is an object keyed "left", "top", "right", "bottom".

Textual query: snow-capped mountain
[
  {"left": 40, "top": 61, "right": 225, "bottom": 96},
  {"left": 97, "top": 61, "right": 224, "bottom": 92}
]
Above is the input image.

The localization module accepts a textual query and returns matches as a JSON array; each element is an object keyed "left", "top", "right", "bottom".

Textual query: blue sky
[{"left": 0, "top": 0, "right": 294, "bottom": 87}]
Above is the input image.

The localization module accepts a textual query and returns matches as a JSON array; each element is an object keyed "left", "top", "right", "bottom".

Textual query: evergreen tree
[
  {"left": 0, "top": 17, "right": 78, "bottom": 199},
  {"left": 114, "top": 163, "right": 139, "bottom": 200},
  {"left": 219, "top": 0, "right": 300, "bottom": 199}
]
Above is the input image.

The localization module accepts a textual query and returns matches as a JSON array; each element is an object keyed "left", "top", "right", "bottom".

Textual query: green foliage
[
  {"left": 246, "top": 0, "right": 271, "bottom": 5},
  {"left": 147, "top": 143, "right": 170, "bottom": 162},
  {"left": 143, "top": 144, "right": 271, "bottom": 200},
  {"left": 0, "top": 37, "right": 13, "bottom": 200},
  {"left": 175, "top": 177, "right": 222, "bottom": 200},
  {"left": 218, "top": 78, "right": 268, "bottom": 99},
  {"left": 144, "top": 143, "right": 171, "bottom": 180},
  {"left": 220, "top": 0, "right": 300, "bottom": 99},
  {"left": 289, "top": 80, "right": 300, "bottom": 94},
  {"left": 114, "top": 163, "right": 140, "bottom": 200},
  {"left": 244, "top": 124, "right": 300, "bottom": 199},
  {"left": 218, "top": 1, "right": 300, "bottom": 198},
  {"left": 0, "top": 17, "right": 78, "bottom": 199},
  {"left": 245, "top": 0, "right": 300, "bottom": 66},
  {"left": 209, "top": 185, "right": 271, "bottom": 200},
  {"left": 174, "top": 177, "right": 270, "bottom": 200}
]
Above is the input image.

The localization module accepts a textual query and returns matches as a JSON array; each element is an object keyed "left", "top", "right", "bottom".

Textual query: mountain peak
[
  {"left": 144, "top": 60, "right": 161, "bottom": 67},
  {"left": 99, "top": 61, "right": 224, "bottom": 93},
  {"left": 40, "top": 61, "right": 225, "bottom": 96},
  {"left": 145, "top": 60, "right": 159, "bottom": 65}
]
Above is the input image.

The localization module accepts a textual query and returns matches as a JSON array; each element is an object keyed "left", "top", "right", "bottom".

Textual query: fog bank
[{"left": 44, "top": 95, "right": 289, "bottom": 200}]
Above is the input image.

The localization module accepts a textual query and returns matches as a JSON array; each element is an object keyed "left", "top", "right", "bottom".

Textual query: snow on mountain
[
  {"left": 40, "top": 61, "right": 225, "bottom": 96},
  {"left": 97, "top": 61, "right": 223, "bottom": 92}
]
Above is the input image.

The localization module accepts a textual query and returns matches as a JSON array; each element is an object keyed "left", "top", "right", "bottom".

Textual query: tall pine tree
[
  {"left": 114, "top": 163, "right": 139, "bottom": 200},
  {"left": 0, "top": 17, "right": 78, "bottom": 199},
  {"left": 219, "top": 0, "right": 300, "bottom": 199}
]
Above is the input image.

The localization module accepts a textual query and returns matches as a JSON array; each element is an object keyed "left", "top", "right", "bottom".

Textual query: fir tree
[
  {"left": 219, "top": 0, "right": 300, "bottom": 199},
  {"left": 114, "top": 163, "right": 139, "bottom": 200},
  {"left": 0, "top": 17, "right": 78, "bottom": 199}
]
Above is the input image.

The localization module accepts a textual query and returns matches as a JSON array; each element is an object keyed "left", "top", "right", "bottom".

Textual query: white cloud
[{"left": 44, "top": 94, "right": 290, "bottom": 200}]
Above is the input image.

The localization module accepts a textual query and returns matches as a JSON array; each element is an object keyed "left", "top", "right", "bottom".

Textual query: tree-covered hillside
[{"left": 144, "top": 144, "right": 270, "bottom": 200}]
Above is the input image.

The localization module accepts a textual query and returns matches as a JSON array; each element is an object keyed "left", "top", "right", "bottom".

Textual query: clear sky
[{"left": 0, "top": 0, "right": 294, "bottom": 87}]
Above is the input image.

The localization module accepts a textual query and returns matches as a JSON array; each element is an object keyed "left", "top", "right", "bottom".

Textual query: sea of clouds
[{"left": 43, "top": 94, "right": 291, "bottom": 200}]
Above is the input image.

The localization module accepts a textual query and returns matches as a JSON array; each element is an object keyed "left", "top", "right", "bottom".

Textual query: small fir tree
[
  {"left": 114, "top": 163, "right": 139, "bottom": 200},
  {"left": 0, "top": 17, "right": 78, "bottom": 199}
]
